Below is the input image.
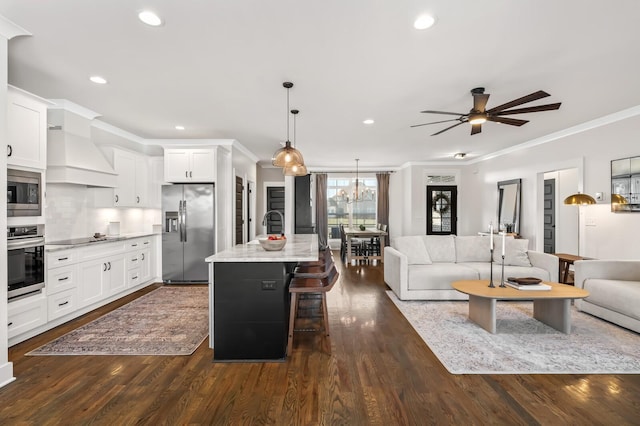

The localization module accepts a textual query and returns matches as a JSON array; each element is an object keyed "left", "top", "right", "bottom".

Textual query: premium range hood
[{"left": 46, "top": 107, "right": 117, "bottom": 188}]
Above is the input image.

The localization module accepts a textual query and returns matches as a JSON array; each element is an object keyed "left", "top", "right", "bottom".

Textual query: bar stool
[
  {"left": 287, "top": 264, "right": 339, "bottom": 356},
  {"left": 296, "top": 248, "right": 333, "bottom": 269}
]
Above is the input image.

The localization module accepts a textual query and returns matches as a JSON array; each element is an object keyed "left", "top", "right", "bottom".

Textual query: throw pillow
[
  {"left": 392, "top": 236, "right": 432, "bottom": 265},
  {"left": 455, "top": 236, "right": 491, "bottom": 262},
  {"left": 503, "top": 238, "right": 532, "bottom": 267}
]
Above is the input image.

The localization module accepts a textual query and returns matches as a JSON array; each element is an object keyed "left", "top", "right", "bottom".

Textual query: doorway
[
  {"left": 426, "top": 185, "right": 457, "bottom": 235},
  {"left": 543, "top": 178, "right": 556, "bottom": 253},
  {"left": 266, "top": 186, "right": 285, "bottom": 234},
  {"left": 235, "top": 176, "right": 244, "bottom": 245}
]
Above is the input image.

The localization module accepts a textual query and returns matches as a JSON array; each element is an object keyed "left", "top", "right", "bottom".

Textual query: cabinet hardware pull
[
  {"left": 59, "top": 301, "right": 69, "bottom": 307},
  {"left": 132, "top": 276, "right": 138, "bottom": 280},
  {"left": 103, "top": 263, "right": 107, "bottom": 271},
  {"left": 7, "top": 144, "right": 12, "bottom": 157},
  {"left": 58, "top": 277, "right": 69, "bottom": 281},
  {"left": 132, "top": 258, "right": 138, "bottom": 262},
  {"left": 115, "top": 195, "right": 119, "bottom": 202},
  {"left": 58, "top": 257, "right": 69, "bottom": 261},
  {"left": 185, "top": 171, "right": 188, "bottom": 178},
  {"left": 141, "top": 253, "right": 145, "bottom": 260},
  {"left": 190, "top": 171, "right": 193, "bottom": 178},
  {"left": 108, "top": 261, "right": 111, "bottom": 270},
  {"left": 144, "top": 241, "right": 149, "bottom": 245},
  {"left": 132, "top": 243, "right": 137, "bottom": 247},
  {"left": 8, "top": 322, "right": 13, "bottom": 327},
  {"left": 137, "top": 196, "right": 140, "bottom": 203}
]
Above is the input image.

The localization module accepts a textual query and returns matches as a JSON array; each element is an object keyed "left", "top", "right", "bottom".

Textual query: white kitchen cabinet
[
  {"left": 95, "top": 148, "right": 150, "bottom": 207},
  {"left": 8, "top": 293, "right": 48, "bottom": 339},
  {"left": 164, "top": 148, "right": 216, "bottom": 182},
  {"left": 47, "top": 263, "right": 78, "bottom": 295},
  {"left": 78, "top": 254, "right": 125, "bottom": 306},
  {"left": 7, "top": 86, "right": 48, "bottom": 169}
]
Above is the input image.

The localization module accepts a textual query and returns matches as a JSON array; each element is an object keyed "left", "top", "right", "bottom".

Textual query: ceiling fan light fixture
[{"left": 468, "top": 113, "right": 486, "bottom": 125}]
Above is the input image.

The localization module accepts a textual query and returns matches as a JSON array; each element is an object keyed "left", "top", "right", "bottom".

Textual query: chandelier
[
  {"left": 272, "top": 82, "right": 305, "bottom": 169},
  {"left": 338, "top": 159, "right": 374, "bottom": 203}
]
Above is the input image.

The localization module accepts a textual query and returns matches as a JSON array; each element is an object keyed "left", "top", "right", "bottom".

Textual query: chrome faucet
[{"left": 262, "top": 210, "right": 285, "bottom": 236}]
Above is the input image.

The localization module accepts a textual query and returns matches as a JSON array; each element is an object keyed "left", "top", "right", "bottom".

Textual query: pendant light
[
  {"left": 283, "top": 109, "right": 308, "bottom": 176},
  {"left": 272, "top": 82, "right": 304, "bottom": 168}
]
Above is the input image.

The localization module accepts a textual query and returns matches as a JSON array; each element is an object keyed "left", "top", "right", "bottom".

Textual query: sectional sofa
[
  {"left": 384, "top": 235, "right": 558, "bottom": 300},
  {"left": 574, "top": 260, "right": 640, "bottom": 333}
]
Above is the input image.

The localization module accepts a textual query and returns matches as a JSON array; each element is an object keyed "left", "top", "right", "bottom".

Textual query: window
[{"left": 327, "top": 175, "right": 376, "bottom": 238}]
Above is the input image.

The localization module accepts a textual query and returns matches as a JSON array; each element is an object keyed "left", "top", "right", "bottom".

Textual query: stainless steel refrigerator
[{"left": 162, "top": 184, "right": 215, "bottom": 283}]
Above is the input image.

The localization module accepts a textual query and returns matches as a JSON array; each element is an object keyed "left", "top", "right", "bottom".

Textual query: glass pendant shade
[
  {"left": 283, "top": 161, "right": 308, "bottom": 176},
  {"left": 272, "top": 141, "right": 304, "bottom": 167},
  {"left": 563, "top": 193, "right": 596, "bottom": 205}
]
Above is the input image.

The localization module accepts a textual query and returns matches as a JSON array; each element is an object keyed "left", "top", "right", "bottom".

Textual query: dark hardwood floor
[{"left": 1, "top": 254, "right": 639, "bottom": 425}]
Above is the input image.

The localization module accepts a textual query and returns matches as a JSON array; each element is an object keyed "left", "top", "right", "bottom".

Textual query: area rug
[
  {"left": 28, "top": 286, "right": 208, "bottom": 356},
  {"left": 386, "top": 291, "right": 640, "bottom": 375}
]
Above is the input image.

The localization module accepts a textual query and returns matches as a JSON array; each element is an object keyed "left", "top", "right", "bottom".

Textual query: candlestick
[
  {"left": 488, "top": 248, "right": 495, "bottom": 287},
  {"left": 489, "top": 224, "right": 494, "bottom": 250},
  {"left": 499, "top": 254, "right": 506, "bottom": 287},
  {"left": 501, "top": 231, "right": 506, "bottom": 256}
]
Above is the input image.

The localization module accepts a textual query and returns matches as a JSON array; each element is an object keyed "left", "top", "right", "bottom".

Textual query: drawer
[
  {"left": 126, "top": 238, "right": 152, "bottom": 251},
  {"left": 8, "top": 294, "right": 47, "bottom": 339},
  {"left": 127, "top": 252, "right": 141, "bottom": 269},
  {"left": 128, "top": 268, "right": 142, "bottom": 287},
  {"left": 47, "top": 265, "right": 78, "bottom": 295},
  {"left": 46, "top": 250, "right": 77, "bottom": 268},
  {"left": 47, "top": 288, "right": 77, "bottom": 321},
  {"left": 79, "top": 240, "right": 126, "bottom": 261}
]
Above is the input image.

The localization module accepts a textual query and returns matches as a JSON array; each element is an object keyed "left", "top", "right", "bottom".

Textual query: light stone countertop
[
  {"left": 205, "top": 234, "right": 318, "bottom": 263},
  {"left": 45, "top": 232, "right": 160, "bottom": 252}
]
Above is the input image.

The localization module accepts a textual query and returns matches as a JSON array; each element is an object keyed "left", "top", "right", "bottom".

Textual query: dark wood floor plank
[{"left": 1, "top": 257, "right": 640, "bottom": 425}]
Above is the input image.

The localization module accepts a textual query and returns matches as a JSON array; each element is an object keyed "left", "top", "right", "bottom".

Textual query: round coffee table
[{"left": 451, "top": 280, "right": 590, "bottom": 334}]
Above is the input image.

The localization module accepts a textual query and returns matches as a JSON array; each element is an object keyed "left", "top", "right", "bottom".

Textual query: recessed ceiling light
[
  {"left": 414, "top": 14, "right": 436, "bottom": 30},
  {"left": 138, "top": 10, "right": 163, "bottom": 26},
  {"left": 454, "top": 153, "right": 466, "bottom": 159},
  {"left": 89, "top": 76, "right": 107, "bottom": 84},
  {"left": 175, "top": 125, "right": 185, "bottom": 130},
  {"left": 363, "top": 119, "right": 375, "bottom": 125}
]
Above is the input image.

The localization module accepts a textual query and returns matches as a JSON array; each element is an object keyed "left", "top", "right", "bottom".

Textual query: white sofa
[
  {"left": 384, "top": 235, "right": 558, "bottom": 300},
  {"left": 574, "top": 260, "right": 640, "bottom": 333}
]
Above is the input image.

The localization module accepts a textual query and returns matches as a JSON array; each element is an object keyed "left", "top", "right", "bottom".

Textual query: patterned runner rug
[
  {"left": 28, "top": 286, "right": 208, "bottom": 356},
  {"left": 386, "top": 291, "right": 640, "bottom": 374}
]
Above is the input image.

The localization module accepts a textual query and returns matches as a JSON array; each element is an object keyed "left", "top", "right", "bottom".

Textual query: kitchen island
[{"left": 205, "top": 234, "right": 318, "bottom": 361}]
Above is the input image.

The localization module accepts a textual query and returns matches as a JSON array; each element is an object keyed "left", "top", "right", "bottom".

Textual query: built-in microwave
[{"left": 7, "top": 168, "right": 41, "bottom": 217}]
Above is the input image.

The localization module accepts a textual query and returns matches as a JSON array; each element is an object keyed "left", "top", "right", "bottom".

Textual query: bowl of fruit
[{"left": 258, "top": 234, "right": 287, "bottom": 251}]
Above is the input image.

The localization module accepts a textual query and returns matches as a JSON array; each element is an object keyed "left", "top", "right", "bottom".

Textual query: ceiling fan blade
[
  {"left": 473, "top": 93, "right": 490, "bottom": 112},
  {"left": 492, "top": 102, "right": 562, "bottom": 116},
  {"left": 470, "top": 123, "right": 482, "bottom": 135},
  {"left": 410, "top": 118, "right": 462, "bottom": 128},
  {"left": 486, "top": 90, "right": 550, "bottom": 114},
  {"left": 420, "top": 110, "right": 467, "bottom": 116},
  {"left": 487, "top": 116, "right": 529, "bottom": 126},
  {"left": 431, "top": 120, "right": 466, "bottom": 136}
]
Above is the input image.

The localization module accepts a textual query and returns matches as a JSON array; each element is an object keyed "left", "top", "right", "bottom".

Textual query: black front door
[
  {"left": 266, "top": 186, "right": 285, "bottom": 234},
  {"left": 544, "top": 178, "right": 556, "bottom": 253},
  {"left": 426, "top": 185, "right": 457, "bottom": 235}
]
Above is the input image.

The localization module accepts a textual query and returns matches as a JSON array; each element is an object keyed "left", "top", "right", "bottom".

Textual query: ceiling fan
[{"left": 412, "top": 87, "right": 561, "bottom": 136}]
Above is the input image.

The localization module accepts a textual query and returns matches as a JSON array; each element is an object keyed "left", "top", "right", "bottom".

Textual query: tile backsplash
[{"left": 45, "top": 183, "right": 161, "bottom": 242}]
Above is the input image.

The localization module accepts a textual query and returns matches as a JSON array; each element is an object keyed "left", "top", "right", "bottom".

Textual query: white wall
[{"left": 462, "top": 113, "right": 640, "bottom": 259}]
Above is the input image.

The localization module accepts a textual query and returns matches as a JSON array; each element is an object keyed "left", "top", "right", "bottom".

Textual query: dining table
[{"left": 344, "top": 227, "right": 388, "bottom": 265}]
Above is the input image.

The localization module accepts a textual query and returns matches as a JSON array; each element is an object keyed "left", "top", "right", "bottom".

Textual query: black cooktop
[{"left": 49, "top": 237, "right": 109, "bottom": 245}]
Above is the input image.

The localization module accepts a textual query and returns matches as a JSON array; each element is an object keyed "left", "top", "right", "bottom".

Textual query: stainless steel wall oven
[
  {"left": 7, "top": 168, "right": 42, "bottom": 217},
  {"left": 7, "top": 225, "right": 45, "bottom": 301}
]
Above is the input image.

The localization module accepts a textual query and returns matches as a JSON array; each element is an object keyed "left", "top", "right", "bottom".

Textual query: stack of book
[{"left": 504, "top": 277, "right": 551, "bottom": 291}]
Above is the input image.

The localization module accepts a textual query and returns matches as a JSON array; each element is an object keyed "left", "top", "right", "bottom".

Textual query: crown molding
[
  {"left": 48, "top": 99, "right": 101, "bottom": 119},
  {"left": 0, "top": 15, "right": 30, "bottom": 39}
]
